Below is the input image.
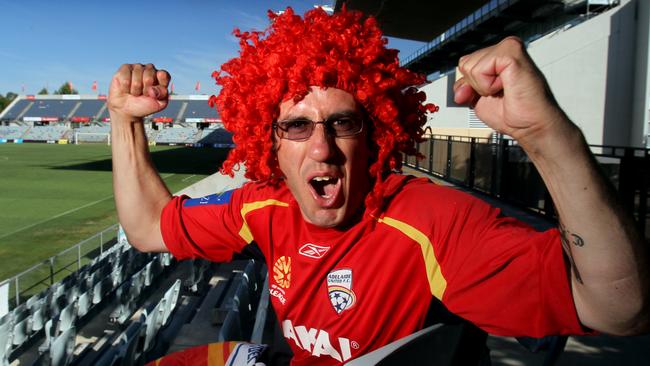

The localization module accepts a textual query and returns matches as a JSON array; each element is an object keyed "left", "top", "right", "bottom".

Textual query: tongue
[{"left": 312, "top": 179, "right": 337, "bottom": 197}]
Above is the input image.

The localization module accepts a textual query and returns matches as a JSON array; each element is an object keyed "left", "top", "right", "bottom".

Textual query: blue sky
[{"left": 0, "top": 0, "right": 426, "bottom": 96}]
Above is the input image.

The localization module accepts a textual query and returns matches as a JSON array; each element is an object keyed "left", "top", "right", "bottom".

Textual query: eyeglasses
[{"left": 273, "top": 116, "right": 364, "bottom": 141}]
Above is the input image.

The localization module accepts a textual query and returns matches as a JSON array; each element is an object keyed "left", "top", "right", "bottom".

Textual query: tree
[
  {"left": 0, "top": 92, "right": 17, "bottom": 113},
  {"left": 38, "top": 87, "right": 49, "bottom": 95},
  {"left": 55, "top": 82, "right": 78, "bottom": 95}
]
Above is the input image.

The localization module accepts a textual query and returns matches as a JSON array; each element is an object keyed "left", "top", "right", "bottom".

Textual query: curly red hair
[{"left": 210, "top": 6, "right": 437, "bottom": 213}]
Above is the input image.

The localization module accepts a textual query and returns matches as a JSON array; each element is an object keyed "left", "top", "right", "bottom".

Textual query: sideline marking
[
  {"left": 182, "top": 174, "right": 196, "bottom": 182},
  {"left": 0, "top": 173, "right": 176, "bottom": 240}
]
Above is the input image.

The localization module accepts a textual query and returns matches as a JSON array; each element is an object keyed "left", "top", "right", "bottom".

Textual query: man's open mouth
[{"left": 308, "top": 175, "right": 342, "bottom": 207}]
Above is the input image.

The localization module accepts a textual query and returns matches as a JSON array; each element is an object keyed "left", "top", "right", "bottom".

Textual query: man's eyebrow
[
  {"left": 325, "top": 110, "right": 362, "bottom": 120},
  {"left": 279, "top": 110, "right": 361, "bottom": 122}
]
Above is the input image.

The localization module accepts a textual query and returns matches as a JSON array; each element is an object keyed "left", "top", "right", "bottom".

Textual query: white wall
[
  {"left": 420, "top": 0, "right": 645, "bottom": 146},
  {"left": 421, "top": 73, "right": 467, "bottom": 130}
]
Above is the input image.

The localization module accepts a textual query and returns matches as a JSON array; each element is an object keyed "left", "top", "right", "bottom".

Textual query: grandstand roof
[
  {"left": 337, "top": 0, "right": 616, "bottom": 75},
  {"left": 334, "top": 0, "right": 486, "bottom": 42}
]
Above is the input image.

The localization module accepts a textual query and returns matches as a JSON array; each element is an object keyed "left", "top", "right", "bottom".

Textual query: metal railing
[
  {"left": 0, "top": 223, "right": 120, "bottom": 309},
  {"left": 405, "top": 135, "right": 650, "bottom": 238}
]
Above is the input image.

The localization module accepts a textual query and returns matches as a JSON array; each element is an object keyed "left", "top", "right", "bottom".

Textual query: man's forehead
[{"left": 278, "top": 87, "right": 359, "bottom": 119}]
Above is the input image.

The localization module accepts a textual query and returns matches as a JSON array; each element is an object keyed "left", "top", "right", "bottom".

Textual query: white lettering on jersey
[
  {"left": 282, "top": 319, "right": 353, "bottom": 362},
  {"left": 270, "top": 284, "right": 287, "bottom": 305},
  {"left": 294, "top": 325, "right": 317, "bottom": 351}
]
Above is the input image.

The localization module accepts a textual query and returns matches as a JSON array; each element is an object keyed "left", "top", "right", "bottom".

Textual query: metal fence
[
  {"left": 0, "top": 224, "right": 120, "bottom": 309},
  {"left": 405, "top": 135, "right": 650, "bottom": 238}
]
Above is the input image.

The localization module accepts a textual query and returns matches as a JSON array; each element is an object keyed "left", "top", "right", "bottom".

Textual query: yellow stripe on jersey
[
  {"left": 208, "top": 342, "right": 223, "bottom": 366},
  {"left": 378, "top": 216, "right": 447, "bottom": 299},
  {"left": 239, "top": 199, "right": 289, "bottom": 243}
]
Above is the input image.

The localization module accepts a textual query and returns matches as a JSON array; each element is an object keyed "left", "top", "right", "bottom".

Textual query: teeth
[{"left": 312, "top": 176, "right": 333, "bottom": 182}]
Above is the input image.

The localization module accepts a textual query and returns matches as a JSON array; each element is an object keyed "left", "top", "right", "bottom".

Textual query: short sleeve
[
  {"left": 428, "top": 189, "right": 590, "bottom": 337},
  {"left": 160, "top": 188, "right": 249, "bottom": 262}
]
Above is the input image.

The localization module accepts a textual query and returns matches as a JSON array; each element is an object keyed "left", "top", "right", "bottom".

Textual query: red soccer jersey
[{"left": 161, "top": 174, "right": 587, "bottom": 365}]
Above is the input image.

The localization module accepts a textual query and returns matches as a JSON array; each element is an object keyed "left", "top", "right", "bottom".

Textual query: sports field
[{"left": 0, "top": 143, "right": 229, "bottom": 281}]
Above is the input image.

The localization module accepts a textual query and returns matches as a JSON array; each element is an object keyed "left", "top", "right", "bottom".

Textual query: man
[{"left": 108, "top": 7, "right": 648, "bottom": 365}]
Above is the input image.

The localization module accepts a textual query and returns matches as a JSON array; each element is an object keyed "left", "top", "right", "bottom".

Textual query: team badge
[
  {"left": 299, "top": 243, "right": 330, "bottom": 259},
  {"left": 273, "top": 256, "right": 291, "bottom": 289},
  {"left": 327, "top": 269, "right": 356, "bottom": 314}
]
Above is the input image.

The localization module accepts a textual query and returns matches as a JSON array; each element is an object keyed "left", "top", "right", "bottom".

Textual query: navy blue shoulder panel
[{"left": 183, "top": 189, "right": 235, "bottom": 207}]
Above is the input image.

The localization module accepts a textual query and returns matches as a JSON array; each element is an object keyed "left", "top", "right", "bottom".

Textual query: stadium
[
  {"left": 0, "top": 94, "right": 233, "bottom": 147},
  {"left": 1, "top": 0, "right": 650, "bottom": 365}
]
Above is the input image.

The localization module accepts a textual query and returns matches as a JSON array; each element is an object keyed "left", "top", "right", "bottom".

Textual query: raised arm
[
  {"left": 108, "top": 63, "right": 172, "bottom": 253},
  {"left": 454, "top": 37, "right": 649, "bottom": 335}
]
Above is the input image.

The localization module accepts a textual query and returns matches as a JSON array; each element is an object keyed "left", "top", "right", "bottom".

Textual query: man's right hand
[
  {"left": 108, "top": 63, "right": 171, "bottom": 120},
  {"left": 109, "top": 63, "right": 173, "bottom": 254}
]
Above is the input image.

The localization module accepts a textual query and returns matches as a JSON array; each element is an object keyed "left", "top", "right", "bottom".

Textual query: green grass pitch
[{"left": 0, "top": 143, "right": 229, "bottom": 281}]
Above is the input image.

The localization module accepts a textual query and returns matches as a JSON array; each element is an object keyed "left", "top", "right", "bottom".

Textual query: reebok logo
[{"left": 299, "top": 243, "right": 330, "bottom": 259}]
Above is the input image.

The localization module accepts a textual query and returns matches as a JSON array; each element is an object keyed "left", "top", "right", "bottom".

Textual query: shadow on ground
[
  {"left": 49, "top": 147, "right": 230, "bottom": 175},
  {"left": 488, "top": 333, "right": 650, "bottom": 366}
]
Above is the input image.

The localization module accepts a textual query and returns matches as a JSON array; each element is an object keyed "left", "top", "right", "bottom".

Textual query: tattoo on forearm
[
  {"left": 571, "top": 233, "right": 584, "bottom": 247},
  {"left": 559, "top": 224, "right": 584, "bottom": 284}
]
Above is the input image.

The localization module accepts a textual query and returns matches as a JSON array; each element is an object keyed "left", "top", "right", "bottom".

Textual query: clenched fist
[
  {"left": 108, "top": 63, "right": 171, "bottom": 121},
  {"left": 453, "top": 37, "right": 567, "bottom": 146}
]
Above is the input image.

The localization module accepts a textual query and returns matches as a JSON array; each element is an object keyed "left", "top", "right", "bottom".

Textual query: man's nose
[{"left": 307, "top": 123, "right": 335, "bottom": 161}]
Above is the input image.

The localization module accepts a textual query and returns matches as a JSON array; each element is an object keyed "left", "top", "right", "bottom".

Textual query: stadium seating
[
  {"left": 217, "top": 261, "right": 265, "bottom": 342},
  {"left": 76, "top": 291, "right": 91, "bottom": 319},
  {"left": 75, "top": 124, "right": 111, "bottom": 133},
  {"left": 10, "top": 304, "right": 30, "bottom": 348},
  {"left": 71, "top": 100, "right": 105, "bottom": 120},
  {"left": 2, "top": 225, "right": 268, "bottom": 366},
  {"left": 22, "top": 100, "right": 79, "bottom": 120},
  {"left": 97, "top": 316, "right": 144, "bottom": 366},
  {"left": 0, "top": 99, "right": 32, "bottom": 121},
  {"left": 0, "top": 95, "right": 237, "bottom": 146},
  {"left": 160, "top": 280, "right": 181, "bottom": 326},
  {"left": 151, "top": 100, "right": 183, "bottom": 121},
  {"left": 91, "top": 277, "right": 113, "bottom": 305},
  {"left": 145, "top": 127, "right": 159, "bottom": 142},
  {"left": 4, "top": 248, "right": 266, "bottom": 366},
  {"left": 154, "top": 127, "right": 200, "bottom": 144},
  {"left": 90, "top": 278, "right": 182, "bottom": 366},
  {"left": 142, "top": 300, "right": 165, "bottom": 354},
  {"left": 184, "top": 259, "right": 212, "bottom": 293},
  {"left": 47, "top": 326, "right": 75, "bottom": 366},
  {"left": 250, "top": 275, "right": 270, "bottom": 344},
  {"left": 0, "top": 126, "right": 28, "bottom": 140},
  {"left": 198, "top": 128, "right": 233, "bottom": 145},
  {"left": 22, "top": 126, "right": 71, "bottom": 141},
  {"left": 27, "top": 297, "right": 46, "bottom": 333},
  {"left": 96, "top": 106, "right": 110, "bottom": 122},
  {"left": 0, "top": 321, "right": 12, "bottom": 366},
  {"left": 184, "top": 100, "right": 218, "bottom": 121}
]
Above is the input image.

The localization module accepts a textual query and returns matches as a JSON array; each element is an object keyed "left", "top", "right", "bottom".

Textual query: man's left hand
[{"left": 453, "top": 36, "right": 566, "bottom": 146}]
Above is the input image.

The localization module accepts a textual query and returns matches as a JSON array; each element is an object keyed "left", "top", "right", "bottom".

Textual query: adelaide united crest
[{"left": 327, "top": 269, "right": 356, "bottom": 314}]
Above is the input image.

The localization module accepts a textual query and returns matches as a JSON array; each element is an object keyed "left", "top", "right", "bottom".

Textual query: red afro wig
[{"left": 210, "top": 6, "right": 438, "bottom": 213}]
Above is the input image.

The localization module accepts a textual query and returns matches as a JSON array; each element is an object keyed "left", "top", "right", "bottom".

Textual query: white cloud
[{"left": 233, "top": 10, "right": 269, "bottom": 31}]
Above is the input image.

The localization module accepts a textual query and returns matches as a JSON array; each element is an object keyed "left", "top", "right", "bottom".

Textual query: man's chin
[{"left": 303, "top": 207, "right": 346, "bottom": 228}]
